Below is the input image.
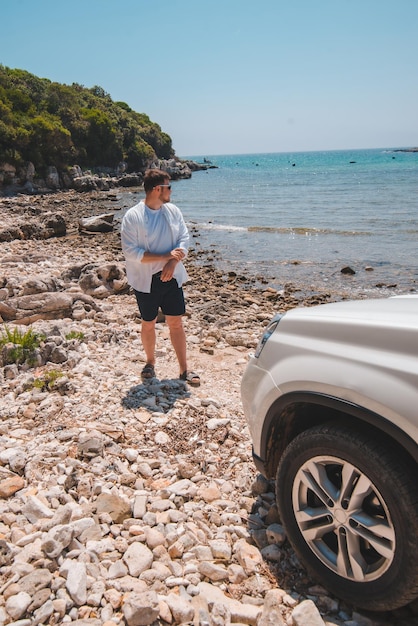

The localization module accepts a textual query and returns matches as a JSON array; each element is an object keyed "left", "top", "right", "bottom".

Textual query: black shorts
[{"left": 134, "top": 272, "right": 185, "bottom": 321}]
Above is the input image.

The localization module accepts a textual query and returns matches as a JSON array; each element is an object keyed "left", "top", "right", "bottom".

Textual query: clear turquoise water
[{"left": 120, "top": 148, "right": 418, "bottom": 296}]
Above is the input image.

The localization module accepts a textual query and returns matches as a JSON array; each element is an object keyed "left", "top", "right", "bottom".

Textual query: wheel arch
[{"left": 260, "top": 391, "right": 418, "bottom": 479}]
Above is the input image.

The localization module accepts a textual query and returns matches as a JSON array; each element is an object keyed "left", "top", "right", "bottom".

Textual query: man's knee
[
  {"left": 166, "top": 315, "right": 183, "bottom": 330},
  {"left": 142, "top": 318, "right": 157, "bottom": 331}
]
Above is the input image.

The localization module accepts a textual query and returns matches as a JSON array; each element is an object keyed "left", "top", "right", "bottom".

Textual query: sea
[{"left": 118, "top": 148, "right": 418, "bottom": 299}]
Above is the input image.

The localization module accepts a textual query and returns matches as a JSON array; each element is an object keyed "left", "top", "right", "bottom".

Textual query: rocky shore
[
  {"left": 0, "top": 159, "right": 215, "bottom": 197},
  {"left": 0, "top": 190, "right": 417, "bottom": 626}
]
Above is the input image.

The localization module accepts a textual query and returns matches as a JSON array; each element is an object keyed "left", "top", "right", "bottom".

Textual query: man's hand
[
  {"left": 161, "top": 249, "right": 185, "bottom": 281},
  {"left": 161, "top": 258, "right": 177, "bottom": 281},
  {"left": 170, "top": 248, "right": 185, "bottom": 261}
]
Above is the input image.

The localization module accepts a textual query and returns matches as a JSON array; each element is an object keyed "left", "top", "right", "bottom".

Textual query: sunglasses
[{"left": 159, "top": 184, "right": 172, "bottom": 190}]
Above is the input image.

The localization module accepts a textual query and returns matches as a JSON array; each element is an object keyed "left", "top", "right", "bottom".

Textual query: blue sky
[{"left": 1, "top": 0, "right": 417, "bottom": 156}]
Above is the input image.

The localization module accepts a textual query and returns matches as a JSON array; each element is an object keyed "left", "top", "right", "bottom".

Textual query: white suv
[{"left": 241, "top": 295, "right": 418, "bottom": 611}]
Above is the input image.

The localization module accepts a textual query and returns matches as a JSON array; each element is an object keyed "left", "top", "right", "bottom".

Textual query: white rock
[
  {"left": 206, "top": 417, "right": 230, "bottom": 430},
  {"left": 198, "top": 561, "right": 229, "bottom": 581},
  {"left": 154, "top": 430, "right": 170, "bottom": 444},
  {"left": 5, "top": 591, "right": 32, "bottom": 620},
  {"left": 197, "top": 581, "right": 262, "bottom": 624},
  {"left": 64, "top": 560, "right": 87, "bottom": 605},
  {"left": 122, "top": 590, "right": 159, "bottom": 626},
  {"left": 124, "top": 447, "right": 139, "bottom": 462},
  {"left": 123, "top": 542, "right": 153, "bottom": 577},
  {"left": 234, "top": 538, "right": 263, "bottom": 573},
  {"left": 165, "top": 478, "right": 198, "bottom": 498},
  {"left": 208, "top": 538, "right": 232, "bottom": 560},
  {"left": 292, "top": 599, "right": 327, "bottom": 625},
  {"left": 165, "top": 592, "right": 195, "bottom": 624},
  {"left": 21, "top": 495, "right": 54, "bottom": 523},
  {"left": 108, "top": 559, "right": 128, "bottom": 579},
  {"left": 133, "top": 494, "right": 148, "bottom": 518},
  {"left": 32, "top": 599, "right": 55, "bottom": 624}
]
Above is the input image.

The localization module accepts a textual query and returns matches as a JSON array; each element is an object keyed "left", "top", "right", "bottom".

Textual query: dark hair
[{"left": 143, "top": 168, "right": 170, "bottom": 192}]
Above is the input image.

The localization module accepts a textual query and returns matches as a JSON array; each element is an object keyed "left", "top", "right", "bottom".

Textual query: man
[{"left": 121, "top": 168, "right": 200, "bottom": 385}]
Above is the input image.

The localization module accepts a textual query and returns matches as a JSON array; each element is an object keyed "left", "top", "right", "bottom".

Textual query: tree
[
  {"left": 26, "top": 114, "right": 73, "bottom": 171},
  {"left": 0, "top": 65, "right": 174, "bottom": 173},
  {"left": 80, "top": 108, "right": 122, "bottom": 166}
]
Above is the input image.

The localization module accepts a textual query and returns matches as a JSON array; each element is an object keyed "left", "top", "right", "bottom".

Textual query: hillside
[{"left": 0, "top": 65, "right": 174, "bottom": 178}]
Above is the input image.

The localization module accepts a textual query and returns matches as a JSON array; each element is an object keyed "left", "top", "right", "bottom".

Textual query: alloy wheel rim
[{"left": 292, "top": 455, "right": 396, "bottom": 582}]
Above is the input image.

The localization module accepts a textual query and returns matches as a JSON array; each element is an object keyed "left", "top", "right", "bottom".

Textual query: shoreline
[
  {"left": 113, "top": 186, "right": 418, "bottom": 303},
  {"left": 2, "top": 186, "right": 415, "bottom": 324}
]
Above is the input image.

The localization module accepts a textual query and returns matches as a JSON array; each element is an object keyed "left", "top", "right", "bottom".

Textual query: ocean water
[{"left": 120, "top": 148, "right": 418, "bottom": 297}]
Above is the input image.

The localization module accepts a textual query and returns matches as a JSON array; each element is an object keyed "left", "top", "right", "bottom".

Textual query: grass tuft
[
  {"left": 32, "top": 369, "right": 64, "bottom": 391},
  {"left": 0, "top": 325, "right": 45, "bottom": 365}
]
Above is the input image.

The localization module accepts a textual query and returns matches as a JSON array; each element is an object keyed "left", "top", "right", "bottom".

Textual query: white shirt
[{"left": 121, "top": 200, "right": 189, "bottom": 293}]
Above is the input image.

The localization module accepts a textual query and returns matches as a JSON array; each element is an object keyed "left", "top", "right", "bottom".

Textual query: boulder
[
  {"left": 0, "top": 212, "right": 66, "bottom": 242},
  {"left": 78, "top": 263, "right": 129, "bottom": 297},
  {"left": 0, "top": 291, "right": 101, "bottom": 324},
  {"left": 78, "top": 213, "right": 114, "bottom": 233}
]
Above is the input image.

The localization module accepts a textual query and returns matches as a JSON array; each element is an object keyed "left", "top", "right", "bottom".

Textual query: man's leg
[
  {"left": 141, "top": 318, "right": 157, "bottom": 367},
  {"left": 165, "top": 315, "right": 187, "bottom": 375}
]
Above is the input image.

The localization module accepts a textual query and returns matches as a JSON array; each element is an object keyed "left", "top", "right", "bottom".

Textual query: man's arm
[{"left": 141, "top": 248, "right": 184, "bottom": 263}]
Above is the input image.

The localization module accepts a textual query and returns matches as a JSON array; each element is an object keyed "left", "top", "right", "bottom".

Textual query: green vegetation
[
  {"left": 0, "top": 324, "right": 45, "bottom": 365},
  {"left": 0, "top": 65, "right": 174, "bottom": 176},
  {"left": 65, "top": 330, "right": 85, "bottom": 341},
  {"left": 32, "top": 368, "right": 63, "bottom": 392}
]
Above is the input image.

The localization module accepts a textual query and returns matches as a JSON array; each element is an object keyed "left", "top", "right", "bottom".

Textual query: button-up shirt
[{"left": 121, "top": 201, "right": 189, "bottom": 293}]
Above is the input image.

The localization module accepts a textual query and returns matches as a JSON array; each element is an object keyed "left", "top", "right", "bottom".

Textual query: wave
[
  {"left": 188, "top": 222, "right": 371, "bottom": 236},
  {"left": 188, "top": 222, "right": 247, "bottom": 232},
  {"left": 248, "top": 226, "right": 369, "bottom": 236}
]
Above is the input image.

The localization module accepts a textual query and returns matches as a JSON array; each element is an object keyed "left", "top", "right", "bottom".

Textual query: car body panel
[{"left": 241, "top": 295, "right": 418, "bottom": 469}]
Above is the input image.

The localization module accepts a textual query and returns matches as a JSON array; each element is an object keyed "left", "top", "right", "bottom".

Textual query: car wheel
[{"left": 276, "top": 422, "right": 418, "bottom": 611}]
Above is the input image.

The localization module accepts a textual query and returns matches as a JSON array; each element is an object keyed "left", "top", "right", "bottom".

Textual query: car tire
[{"left": 276, "top": 421, "right": 418, "bottom": 611}]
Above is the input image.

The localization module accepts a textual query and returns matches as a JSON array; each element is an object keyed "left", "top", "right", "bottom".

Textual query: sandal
[
  {"left": 141, "top": 364, "right": 155, "bottom": 380},
  {"left": 180, "top": 371, "right": 201, "bottom": 386}
]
